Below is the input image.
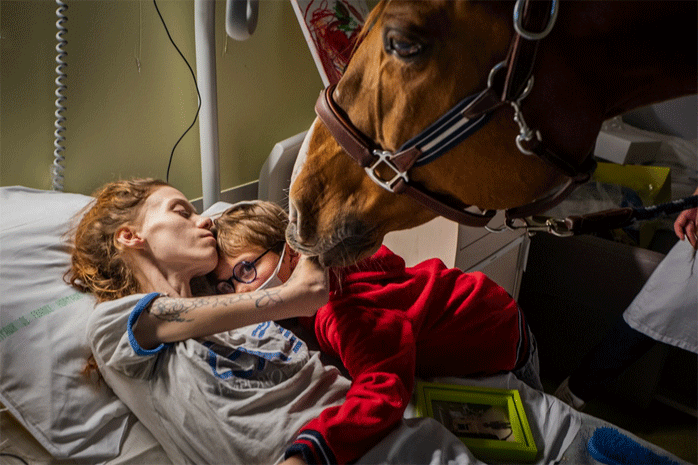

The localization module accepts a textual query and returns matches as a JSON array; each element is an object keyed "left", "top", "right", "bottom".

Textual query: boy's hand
[{"left": 285, "top": 255, "right": 329, "bottom": 317}]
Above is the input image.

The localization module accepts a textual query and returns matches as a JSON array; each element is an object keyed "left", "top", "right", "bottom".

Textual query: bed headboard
[{"left": 258, "top": 131, "right": 307, "bottom": 211}]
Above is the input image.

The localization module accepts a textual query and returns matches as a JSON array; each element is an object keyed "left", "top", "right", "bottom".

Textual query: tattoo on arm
[
  {"left": 148, "top": 299, "right": 195, "bottom": 323},
  {"left": 148, "top": 289, "right": 285, "bottom": 322}
]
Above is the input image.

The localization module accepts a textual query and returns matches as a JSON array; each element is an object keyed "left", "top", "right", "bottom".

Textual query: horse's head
[{"left": 287, "top": 0, "right": 696, "bottom": 267}]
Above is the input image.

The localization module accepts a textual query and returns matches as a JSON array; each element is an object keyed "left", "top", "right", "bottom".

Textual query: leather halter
[{"left": 314, "top": 0, "right": 597, "bottom": 228}]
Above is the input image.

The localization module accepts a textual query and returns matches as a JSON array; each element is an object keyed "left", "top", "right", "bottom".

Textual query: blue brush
[{"left": 587, "top": 427, "right": 681, "bottom": 465}]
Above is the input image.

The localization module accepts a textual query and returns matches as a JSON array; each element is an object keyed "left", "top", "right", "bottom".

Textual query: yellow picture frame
[{"left": 414, "top": 381, "right": 538, "bottom": 462}]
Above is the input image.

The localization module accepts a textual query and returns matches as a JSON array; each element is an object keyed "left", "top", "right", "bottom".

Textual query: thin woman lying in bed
[{"left": 67, "top": 178, "right": 351, "bottom": 464}]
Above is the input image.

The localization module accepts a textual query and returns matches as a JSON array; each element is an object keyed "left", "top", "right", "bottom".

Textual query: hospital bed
[{"left": 0, "top": 129, "right": 692, "bottom": 465}]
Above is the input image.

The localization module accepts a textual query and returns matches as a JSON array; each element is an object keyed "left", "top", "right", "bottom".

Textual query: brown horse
[{"left": 287, "top": 0, "right": 697, "bottom": 267}]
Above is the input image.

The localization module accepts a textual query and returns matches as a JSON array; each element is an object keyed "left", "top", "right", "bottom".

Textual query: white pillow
[
  {"left": 0, "top": 187, "right": 133, "bottom": 460},
  {"left": 200, "top": 200, "right": 237, "bottom": 219}
]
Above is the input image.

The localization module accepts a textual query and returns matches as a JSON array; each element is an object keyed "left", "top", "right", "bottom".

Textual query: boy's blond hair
[{"left": 214, "top": 201, "right": 288, "bottom": 259}]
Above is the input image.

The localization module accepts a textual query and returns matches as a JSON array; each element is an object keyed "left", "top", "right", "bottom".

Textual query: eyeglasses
[{"left": 221, "top": 241, "right": 285, "bottom": 287}]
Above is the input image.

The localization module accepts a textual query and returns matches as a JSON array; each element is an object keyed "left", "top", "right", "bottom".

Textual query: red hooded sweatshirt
[{"left": 286, "top": 245, "right": 527, "bottom": 465}]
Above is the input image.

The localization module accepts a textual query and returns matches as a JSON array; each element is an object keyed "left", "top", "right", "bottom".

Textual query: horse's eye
[{"left": 384, "top": 29, "right": 423, "bottom": 59}]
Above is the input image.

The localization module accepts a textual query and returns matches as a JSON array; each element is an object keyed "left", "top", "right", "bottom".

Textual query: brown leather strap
[
  {"left": 505, "top": 178, "right": 579, "bottom": 221},
  {"left": 529, "top": 140, "right": 597, "bottom": 180},
  {"left": 389, "top": 147, "right": 423, "bottom": 172},
  {"left": 563, "top": 208, "right": 635, "bottom": 235},
  {"left": 503, "top": 0, "right": 552, "bottom": 101},
  {"left": 315, "top": 84, "right": 375, "bottom": 167},
  {"left": 316, "top": 86, "right": 496, "bottom": 227},
  {"left": 316, "top": 86, "right": 425, "bottom": 174},
  {"left": 461, "top": 87, "right": 504, "bottom": 120},
  {"left": 400, "top": 182, "right": 496, "bottom": 227}
]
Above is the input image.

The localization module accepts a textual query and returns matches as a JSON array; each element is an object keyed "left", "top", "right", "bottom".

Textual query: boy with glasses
[{"left": 212, "top": 200, "right": 541, "bottom": 465}]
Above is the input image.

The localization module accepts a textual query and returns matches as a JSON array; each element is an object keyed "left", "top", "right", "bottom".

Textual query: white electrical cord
[{"left": 52, "top": 0, "right": 68, "bottom": 191}]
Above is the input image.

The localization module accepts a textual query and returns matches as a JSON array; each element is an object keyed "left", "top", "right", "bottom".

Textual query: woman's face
[{"left": 135, "top": 186, "right": 218, "bottom": 278}]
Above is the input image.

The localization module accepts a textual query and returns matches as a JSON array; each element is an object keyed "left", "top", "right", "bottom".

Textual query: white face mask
[{"left": 257, "top": 245, "right": 286, "bottom": 290}]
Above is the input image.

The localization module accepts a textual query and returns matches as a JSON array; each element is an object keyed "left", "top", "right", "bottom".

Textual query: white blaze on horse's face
[
  {"left": 287, "top": 0, "right": 697, "bottom": 267},
  {"left": 287, "top": 125, "right": 310, "bottom": 227}
]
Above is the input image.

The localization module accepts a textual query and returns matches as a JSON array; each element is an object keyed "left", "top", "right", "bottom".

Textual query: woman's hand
[
  {"left": 283, "top": 255, "right": 329, "bottom": 317},
  {"left": 674, "top": 186, "right": 698, "bottom": 249}
]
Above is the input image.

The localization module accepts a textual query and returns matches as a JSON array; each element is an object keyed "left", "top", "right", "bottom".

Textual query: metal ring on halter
[
  {"left": 517, "top": 74, "right": 534, "bottom": 101},
  {"left": 513, "top": 0, "right": 559, "bottom": 41},
  {"left": 487, "top": 61, "right": 507, "bottom": 89},
  {"left": 487, "top": 61, "right": 535, "bottom": 101}
]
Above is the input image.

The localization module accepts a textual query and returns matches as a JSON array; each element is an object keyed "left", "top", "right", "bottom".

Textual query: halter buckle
[{"left": 365, "top": 150, "right": 410, "bottom": 193}]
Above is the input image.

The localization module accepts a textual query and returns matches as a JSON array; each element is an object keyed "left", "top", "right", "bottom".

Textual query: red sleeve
[{"left": 286, "top": 305, "right": 416, "bottom": 465}]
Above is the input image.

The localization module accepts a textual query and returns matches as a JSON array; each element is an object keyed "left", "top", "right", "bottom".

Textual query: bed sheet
[
  {"left": 359, "top": 373, "right": 690, "bottom": 465},
  {"left": 0, "top": 405, "right": 172, "bottom": 465},
  {"left": 4, "top": 375, "right": 688, "bottom": 465}
]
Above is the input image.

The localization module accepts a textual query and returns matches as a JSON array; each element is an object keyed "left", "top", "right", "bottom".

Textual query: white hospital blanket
[{"left": 358, "top": 373, "right": 580, "bottom": 465}]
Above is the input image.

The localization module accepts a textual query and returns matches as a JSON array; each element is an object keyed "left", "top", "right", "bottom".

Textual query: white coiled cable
[{"left": 52, "top": 0, "right": 68, "bottom": 191}]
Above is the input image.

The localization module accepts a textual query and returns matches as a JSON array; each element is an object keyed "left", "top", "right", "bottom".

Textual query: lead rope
[
  {"left": 632, "top": 195, "right": 698, "bottom": 221},
  {"left": 509, "top": 194, "right": 698, "bottom": 237}
]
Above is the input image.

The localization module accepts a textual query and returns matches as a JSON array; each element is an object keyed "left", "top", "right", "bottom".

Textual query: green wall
[{"left": 1, "top": 0, "right": 324, "bottom": 200}]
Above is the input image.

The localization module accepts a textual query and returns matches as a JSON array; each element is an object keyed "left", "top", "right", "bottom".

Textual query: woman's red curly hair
[{"left": 65, "top": 178, "right": 169, "bottom": 303}]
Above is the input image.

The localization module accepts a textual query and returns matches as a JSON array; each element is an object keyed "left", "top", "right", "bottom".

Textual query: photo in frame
[{"left": 414, "top": 381, "right": 538, "bottom": 462}]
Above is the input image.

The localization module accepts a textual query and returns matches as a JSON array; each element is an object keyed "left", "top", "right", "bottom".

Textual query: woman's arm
[{"left": 133, "top": 256, "right": 328, "bottom": 349}]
